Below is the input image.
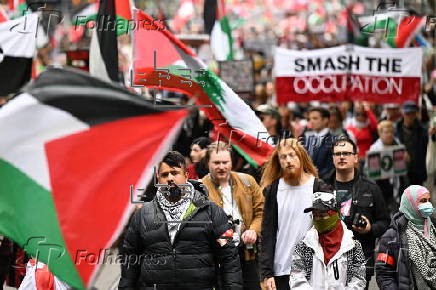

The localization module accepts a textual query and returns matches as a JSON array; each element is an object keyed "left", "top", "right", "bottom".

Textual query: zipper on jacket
[{"left": 333, "top": 260, "right": 339, "bottom": 280}]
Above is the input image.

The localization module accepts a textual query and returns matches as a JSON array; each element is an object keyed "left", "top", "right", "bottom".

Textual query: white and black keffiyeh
[
  {"left": 406, "top": 222, "right": 436, "bottom": 289},
  {"left": 156, "top": 186, "right": 193, "bottom": 244}
]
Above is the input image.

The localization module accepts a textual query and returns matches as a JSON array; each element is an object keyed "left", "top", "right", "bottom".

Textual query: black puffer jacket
[
  {"left": 375, "top": 212, "right": 436, "bottom": 290},
  {"left": 119, "top": 190, "right": 243, "bottom": 290},
  {"left": 375, "top": 212, "right": 413, "bottom": 290}
]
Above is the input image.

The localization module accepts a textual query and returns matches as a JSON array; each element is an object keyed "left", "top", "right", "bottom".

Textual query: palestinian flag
[
  {"left": 345, "top": 6, "right": 368, "bottom": 46},
  {"left": 361, "top": 14, "right": 426, "bottom": 48},
  {"left": 0, "top": 67, "right": 188, "bottom": 289},
  {"left": 89, "top": 0, "right": 119, "bottom": 82},
  {"left": 133, "top": 10, "right": 273, "bottom": 168},
  {"left": 73, "top": 0, "right": 132, "bottom": 35},
  {"left": 209, "top": 0, "right": 233, "bottom": 61},
  {"left": 0, "top": 13, "right": 37, "bottom": 96}
]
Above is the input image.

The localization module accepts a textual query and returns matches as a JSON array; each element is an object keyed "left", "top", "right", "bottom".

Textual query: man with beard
[
  {"left": 323, "top": 137, "right": 389, "bottom": 289},
  {"left": 259, "top": 138, "right": 331, "bottom": 290},
  {"left": 119, "top": 151, "right": 243, "bottom": 290}
]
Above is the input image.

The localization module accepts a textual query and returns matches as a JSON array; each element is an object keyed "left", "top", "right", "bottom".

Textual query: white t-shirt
[{"left": 274, "top": 176, "right": 314, "bottom": 276}]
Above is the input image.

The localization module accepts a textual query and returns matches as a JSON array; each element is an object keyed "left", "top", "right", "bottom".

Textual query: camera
[
  {"left": 352, "top": 213, "right": 367, "bottom": 228},
  {"left": 227, "top": 215, "right": 240, "bottom": 231},
  {"left": 227, "top": 215, "right": 242, "bottom": 246}
]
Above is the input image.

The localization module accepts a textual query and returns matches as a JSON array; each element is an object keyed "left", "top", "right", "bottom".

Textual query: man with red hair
[{"left": 259, "top": 138, "right": 331, "bottom": 290}]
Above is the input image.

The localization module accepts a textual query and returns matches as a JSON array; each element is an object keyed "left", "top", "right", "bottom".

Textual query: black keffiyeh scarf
[
  {"left": 156, "top": 187, "right": 193, "bottom": 243},
  {"left": 406, "top": 221, "right": 436, "bottom": 289}
]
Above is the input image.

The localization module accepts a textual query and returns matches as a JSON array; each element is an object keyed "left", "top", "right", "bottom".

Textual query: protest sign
[
  {"left": 365, "top": 145, "right": 407, "bottom": 179},
  {"left": 274, "top": 45, "right": 422, "bottom": 104}
]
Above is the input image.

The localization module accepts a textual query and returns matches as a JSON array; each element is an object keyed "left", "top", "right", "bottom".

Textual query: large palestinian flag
[
  {"left": 133, "top": 10, "right": 273, "bottom": 168},
  {"left": 0, "top": 13, "right": 37, "bottom": 96},
  {"left": 0, "top": 67, "right": 187, "bottom": 289}
]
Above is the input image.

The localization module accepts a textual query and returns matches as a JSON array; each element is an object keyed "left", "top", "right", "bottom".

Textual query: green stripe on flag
[
  {"left": 220, "top": 15, "right": 234, "bottom": 60},
  {"left": 194, "top": 69, "right": 226, "bottom": 111},
  {"left": 230, "top": 143, "right": 259, "bottom": 168},
  {"left": 361, "top": 17, "right": 399, "bottom": 48},
  {"left": 0, "top": 159, "right": 84, "bottom": 289}
]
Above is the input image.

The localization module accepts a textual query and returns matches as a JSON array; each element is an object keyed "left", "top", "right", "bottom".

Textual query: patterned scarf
[
  {"left": 406, "top": 222, "right": 436, "bottom": 289},
  {"left": 156, "top": 186, "right": 193, "bottom": 244}
]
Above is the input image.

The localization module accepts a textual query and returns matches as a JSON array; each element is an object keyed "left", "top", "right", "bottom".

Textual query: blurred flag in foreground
[{"left": 0, "top": 67, "right": 187, "bottom": 289}]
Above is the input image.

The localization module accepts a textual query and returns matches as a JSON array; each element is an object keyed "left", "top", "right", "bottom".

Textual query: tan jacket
[{"left": 202, "top": 172, "right": 264, "bottom": 237}]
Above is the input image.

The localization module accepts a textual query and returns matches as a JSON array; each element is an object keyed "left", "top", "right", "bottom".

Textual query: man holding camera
[
  {"left": 323, "top": 138, "right": 389, "bottom": 289},
  {"left": 119, "top": 151, "right": 243, "bottom": 289},
  {"left": 202, "top": 142, "right": 264, "bottom": 290}
]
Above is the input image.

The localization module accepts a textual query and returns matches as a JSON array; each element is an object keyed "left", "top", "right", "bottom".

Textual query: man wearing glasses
[{"left": 323, "top": 137, "right": 389, "bottom": 290}]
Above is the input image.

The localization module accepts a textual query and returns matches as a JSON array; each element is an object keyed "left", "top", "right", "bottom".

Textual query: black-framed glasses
[{"left": 333, "top": 151, "right": 355, "bottom": 157}]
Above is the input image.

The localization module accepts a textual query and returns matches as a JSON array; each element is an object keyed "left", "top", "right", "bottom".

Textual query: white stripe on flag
[
  {"left": 0, "top": 93, "right": 89, "bottom": 190},
  {"left": 89, "top": 28, "right": 111, "bottom": 82},
  {"left": 0, "top": 13, "right": 37, "bottom": 58},
  {"left": 210, "top": 21, "right": 230, "bottom": 61}
]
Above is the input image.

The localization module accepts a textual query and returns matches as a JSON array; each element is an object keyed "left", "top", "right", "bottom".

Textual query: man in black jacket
[
  {"left": 119, "top": 151, "right": 242, "bottom": 290},
  {"left": 323, "top": 137, "right": 390, "bottom": 289},
  {"left": 396, "top": 101, "right": 429, "bottom": 186},
  {"left": 259, "top": 138, "right": 331, "bottom": 290}
]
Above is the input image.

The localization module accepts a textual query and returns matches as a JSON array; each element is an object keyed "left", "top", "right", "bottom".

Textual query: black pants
[
  {"left": 241, "top": 259, "right": 261, "bottom": 290},
  {"left": 274, "top": 275, "right": 290, "bottom": 290},
  {"left": 215, "top": 249, "right": 261, "bottom": 290}
]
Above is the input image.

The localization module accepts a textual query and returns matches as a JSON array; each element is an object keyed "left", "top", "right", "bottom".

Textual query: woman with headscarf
[
  {"left": 290, "top": 192, "right": 366, "bottom": 289},
  {"left": 376, "top": 185, "right": 436, "bottom": 290}
]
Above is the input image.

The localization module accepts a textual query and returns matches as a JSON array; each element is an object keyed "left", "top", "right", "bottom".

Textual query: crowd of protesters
[{"left": 114, "top": 92, "right": 436, "bottom": 289}]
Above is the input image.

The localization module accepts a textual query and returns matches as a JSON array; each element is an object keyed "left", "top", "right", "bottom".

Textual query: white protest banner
[
  {"left": 365, "top": 145, "right": 407, "bottom": 180},
  {"left": 274, "top": 45, "right": 422, "bottom": 104}
]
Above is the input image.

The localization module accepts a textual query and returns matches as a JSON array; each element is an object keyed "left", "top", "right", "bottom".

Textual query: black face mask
[{"left": 167, "top": 184, "right": 182, "bottom": 199}]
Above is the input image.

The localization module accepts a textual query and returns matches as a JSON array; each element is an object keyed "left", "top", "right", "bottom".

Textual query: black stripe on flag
[
  {"left": 95, "top": 0, "right": 119, "bottom": 82},
  {"left": 24, "top": 67, "right": 182, "bottom": 126},
  {"left": 203, "top": 0, "right": 217, "bottom": 35},
  {"left": 0, "top": 56, "right": 32, "bottom": 96}
]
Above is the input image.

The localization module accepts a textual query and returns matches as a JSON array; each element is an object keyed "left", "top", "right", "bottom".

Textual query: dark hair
[
  {"left": 309, "top": 107, "right": 330, "bottom": 119},
  {"left": 332, "top": 136, "right": 357, "bottom": 154},
  {"left": 192, "top": 137, "right": 212, "bottom": 150},
  {"left": 159, "top": 151, "right": 186, "bottom": 172}
]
